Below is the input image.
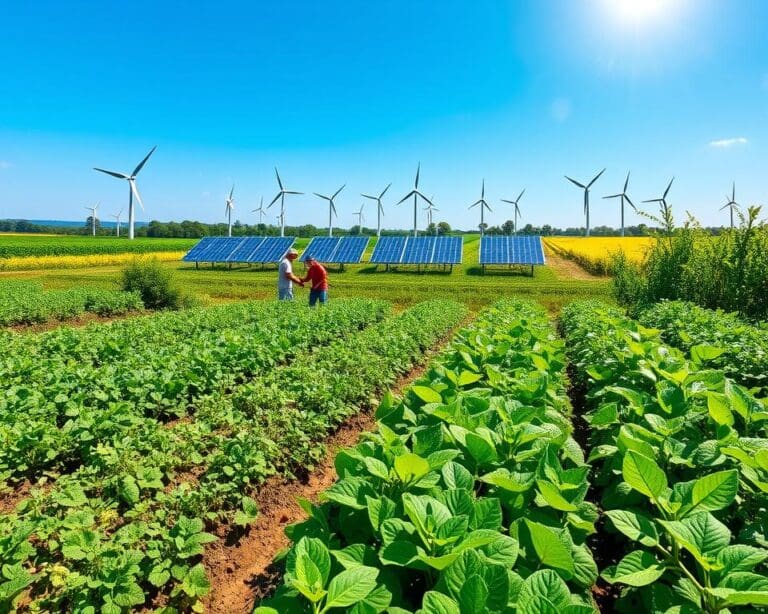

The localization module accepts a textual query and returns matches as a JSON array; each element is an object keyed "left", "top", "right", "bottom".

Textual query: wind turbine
[
  {"left": 361, "top": 183, "right": 391, "bottom": 238},
  {"left": 565, "top": 168, "right": 605, "bottom": 237},
  {"left": 396, "top": 163, "right": 433, "bottom": 237},
  {"left": 500, "top": 188, "right": 525, "bottom": 235},
  {"left": 85, "top": 202, "right": 99, "bottom": 236},
  {"left": 603, "top": 172, "right": 636, "bottom": 237},
  {"left": 720, "top": 182, "right": 740, "bottom": 229},
  {"left": 224, "top": 185, "right": 235, "bottom": 237},
  {"left": 268, "top": 167, "right": 302, "bottom": 237},
  {"left": 314, "top": 184, "right": 345, "bottom": 237},
  {"left": 111, "top": 209, "right": 123, "bottom": 237},
  {"left": 643, "top": 177, "right": 675, "bottom": 218},
  {"left": 252, "top": 197, "right": 266, "bottom": 225},
  {"left": 469, "top": 179, "right": 492, "bottom": 235},
  {"left": 424, "top": 201, "right": 439, "bottom": 234},
  {"left": 93, "top": 146, "right": 156, "bottom": 240},
  {"left": 353, "top": 203, "right": 365, "bottom": 230}
]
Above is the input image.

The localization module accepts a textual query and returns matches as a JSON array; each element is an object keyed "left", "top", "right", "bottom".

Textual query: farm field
[{"left": 544, "top": 236, "right": 655, "bottom": 275}]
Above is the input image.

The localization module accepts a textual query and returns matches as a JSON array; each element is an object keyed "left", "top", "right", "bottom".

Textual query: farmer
[
  {"left": 277, "top": 248, "right": 304, "bottom": 300},
  {"left": 300, "top": 254, "right": 329, "bottom": 306}
]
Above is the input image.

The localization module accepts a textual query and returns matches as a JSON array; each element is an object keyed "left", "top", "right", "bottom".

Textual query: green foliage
[
  {"left": 0, "top": 235, "right": 195, "bottom": 258},
  {"left": 121, "top": 257, "right": 189, "bottom": 310},
  {"left": 611, "top": 207, "right": 768, "bottom": 320}
]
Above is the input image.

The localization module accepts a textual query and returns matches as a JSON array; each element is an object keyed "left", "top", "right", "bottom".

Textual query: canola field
[{"left": 544, "top": 236, "right": 655, "bottom": 275}]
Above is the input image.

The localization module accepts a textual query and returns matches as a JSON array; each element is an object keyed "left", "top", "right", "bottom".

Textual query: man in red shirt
[{"left": 300, "top": 254, "right": 329, "bottom": 306}]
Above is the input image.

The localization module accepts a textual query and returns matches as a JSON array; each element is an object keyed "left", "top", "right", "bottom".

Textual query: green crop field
[{"left": 0, "top": 234, "right": 196, "bottom": 258}]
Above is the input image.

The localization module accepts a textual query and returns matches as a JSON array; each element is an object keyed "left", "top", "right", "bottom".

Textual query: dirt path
[
  {"left": 544, "top": 248, "right": 604, "bottom": 281},
  {"left": 202, "top": 340, "right": 448, "bottom": 614}
]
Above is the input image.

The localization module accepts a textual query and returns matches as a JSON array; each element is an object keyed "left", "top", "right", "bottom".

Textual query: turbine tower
[
  {"left": 603, "top": 172, "right": 636, "bottom": 237},
  {"left": 500, "top": 188, "right": 525, "bottom": 235},
  {"left": 268, "top": 167, "right": 302, "bottom": 237},
  {"left": 224, "top": 185, "right": 235, "bottom": 237},
  {"left": 361, "top": 183, "right": 391, "bottom": 238},
  {"left": 396, "top": 163, "right": 433, "bottom": 237},
  {"left": 111, "top": 209, "right": 123, "bottom": 237},
  {"left": 252, "top": 197, "right": 266, "bottom": 225},
  {"left": 353, "top": 203, "right": 365, "bottom": 230},
  {"left": 314, "top": 184, "right": 345, "bottom": 237},
  {"left": 721, "top": 182, "right": 740, "bottom": 229},
  {"left": 93, "top": 146, "right": 156, "bottom": 240},
  {"left": 565, "top": 168, "right": 605, "bottom": 237},
  {"left": 469, "top": 179, "right": 492, "bottom": 235},
  {"left": 643, "top": 177, "right": 675, "bottom": 218},
  {"left": 85, "top": 203, "right": 99, "bottom": 237}
]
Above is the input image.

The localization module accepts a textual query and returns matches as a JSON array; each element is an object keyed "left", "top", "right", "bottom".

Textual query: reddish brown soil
[
  {"left": 202, "top": 333, "right": 458, "bottom": 614},
  {"left": 0, "top": 480, "right": 50, "bottom": 514},
  {"left": 7, "top": 309, "right": 148, "bottom": 334},
  {"left": 544, "top": 248, "right": 603, "bottom": 281}
]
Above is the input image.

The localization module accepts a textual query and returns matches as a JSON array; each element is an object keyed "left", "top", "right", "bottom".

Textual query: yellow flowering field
[
  {"left": 0, "top": 251, "right": 185, "bottom": 271},
  {"left": 544, "top": 237, "right": 655, "bottom": 275}
]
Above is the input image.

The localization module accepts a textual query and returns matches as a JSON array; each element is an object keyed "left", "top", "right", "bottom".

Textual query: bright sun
[{"left": 611, "top": 0, "right": 666, "bottom": 23}]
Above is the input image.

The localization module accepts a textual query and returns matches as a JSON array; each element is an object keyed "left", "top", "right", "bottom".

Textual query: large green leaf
[
  {"left": 622, "top": 450, "right": 667, "bottom": 501},
  {"left": 394, "top": 453, "right": 430, "bottom": 483},
  {"left": 679, "top": 470, "right": 738, "bottom": 517},
  {"left": 412, "top": 386, "right": 443, "bottom": 404},
  {"left": 517, "top": 569, "right": 571, "bottom": 611},
  {"left": 442, "top": 462, "right": 474, "bottom": 491},
  {"left": 604, "top": 509, "right": 659, "bottom": 547},
  {"left": 459, "top": 575, "right": 489, "bottom": 613},
  {"left": 419, "top": 591, "right": 461, "bottom": 614},
  {"left": 323, "top": 566, "right": 378, "bottom": 610},
  {"left": 523, "top": 520, "right": 574, "bottom": 577},
  {"left": 659, "top": 513, "right": 731, "bottom": 569},
  {"left": 602, "top": 550, "right": 666, "bottom": 587},
  {"left": 536, "top": 480, "right": 578, "bottom": 512}
]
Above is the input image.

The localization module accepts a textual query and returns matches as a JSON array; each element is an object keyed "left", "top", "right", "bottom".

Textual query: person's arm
[{"left": 286, "top": 271, "right": 304, "bottom": 284}]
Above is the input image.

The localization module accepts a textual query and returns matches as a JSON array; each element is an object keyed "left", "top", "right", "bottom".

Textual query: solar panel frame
[
  {"left": 301, "top": 237, "right": 341, "bottom": 262},
  {"left": 432, "top": 236, "right": 463, "bottom": 264},
  {"left": 332, "top": 236, "right": 369, "bottom": 263},
  {"left": 370, "top": 236, "right": 408, "bottom": 264},
  {"left": 401, "top": 236, "right": 436, "bottom": 264}
]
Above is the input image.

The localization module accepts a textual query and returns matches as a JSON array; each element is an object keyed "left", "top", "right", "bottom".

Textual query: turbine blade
[
  {"left": 664, "top": 177, "right": 674, "bottom": 198},
  {"left": 94, "top": 167, "right": 129, "bottom": 179},
  {"left": 643, "top": 198, "right": 663, "bottom": 203},
  {"left": 268, "top": 193, "right": 281, "bottom": 208},
  {"left": 396, "top": 191, "right": 415, "bottom": 205},
  {"left": 603, "top": 193, "right": 622, "bottom": 199},
  {"left": 132, "top": 146, "right": 157, "bottom": 176},
  {"left": 415, "top": 163, "right": 420, "bottom": 188},
  {"left": 469, "top": 201, "right": 480, "bottom": 209},
  {"left": 285, "top": 190, "right": 303, "bottom": 195},
  {"left": 275, "top": 167, "right": 283, "bottom": 190},
  {"left": 314, "top": 193, "right": 330, "bottom": 200},
  {"left": 481, "top": 178, "right": 485, "bottom": 199},
  {"left": 625, "top": 195, "right": 636, "bottom": 210},
  {"left": 361, "top": 193, "right": 376, "bottom": 200},
  {"left": 500, "top": 199, "right": 514, "bottom": 204},
  {"left": 229, "top": 185, "right": 235, "bottom": 199},
  {"left": 565, "top": 176, "right": 586, "bottom": 189},
  {"left": 332, "top": 184, "right": 345, "bottom": 199},
  {"left": 379, "top": 183, "right": 391, "bottom": 198},
  {"left": 624, "top": 171, "right": 631, "bottom": 192},
  {"left": 588, "top": 168, "right": 606, "bottom": 188},
  {"left": 517, "top": 188, "right": 525, "bottom": 202},
  {"left": 130, "top": 181, "right": 144, "bottom": 211}
]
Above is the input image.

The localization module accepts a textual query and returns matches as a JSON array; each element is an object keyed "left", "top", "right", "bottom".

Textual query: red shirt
[{"left": 303, "top": 262, "right": 328, "bottom": 291}]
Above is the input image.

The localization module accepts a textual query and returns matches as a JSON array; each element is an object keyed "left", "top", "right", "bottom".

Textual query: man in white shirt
[{"left": 277, "top": 248, "right": 304, "bottom": 300}]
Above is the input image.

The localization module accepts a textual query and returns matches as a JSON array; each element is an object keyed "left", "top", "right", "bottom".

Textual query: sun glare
[{"left": 609, "top": 0, "right": 667, "bottom": 24}]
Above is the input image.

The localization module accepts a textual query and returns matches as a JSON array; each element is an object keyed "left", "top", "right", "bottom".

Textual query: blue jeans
[
  {"left": 278, "top": 287, "right": 294, "bottom": 301},
  {"left": 309, "top": 289, "right": 328, "bottom": 306}
]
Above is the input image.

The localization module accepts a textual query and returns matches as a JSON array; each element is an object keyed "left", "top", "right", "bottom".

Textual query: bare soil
[{"left": 545, "top": 249, "right": 603, "bottom": 281}]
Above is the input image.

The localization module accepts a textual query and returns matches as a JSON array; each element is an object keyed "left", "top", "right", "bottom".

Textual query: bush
[{"left": 121, "top": 258, "right": 187, "bottom": 310}]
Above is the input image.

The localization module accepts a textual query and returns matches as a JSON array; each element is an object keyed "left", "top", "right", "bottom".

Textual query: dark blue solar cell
[{"left": 370, "top": 236, "right": 408, "bottom": 263}]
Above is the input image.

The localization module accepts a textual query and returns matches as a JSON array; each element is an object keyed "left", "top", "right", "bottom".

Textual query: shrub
[{"left": 121, "top": 258, "right": 186, "bottom": 310}]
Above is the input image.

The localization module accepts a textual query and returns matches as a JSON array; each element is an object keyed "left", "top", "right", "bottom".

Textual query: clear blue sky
[{"left": 1, "top": 0, "right": 766, "bottom": 231}]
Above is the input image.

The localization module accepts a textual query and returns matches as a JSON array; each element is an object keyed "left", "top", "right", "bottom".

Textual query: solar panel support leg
[
  {"left": 530, "top": 265, "right": 534, "bottom": 277},
  {"left": 195, "top": 262, "right": 199, "bottom": 270}
]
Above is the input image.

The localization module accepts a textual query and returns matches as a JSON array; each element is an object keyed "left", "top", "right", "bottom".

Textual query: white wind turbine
[
  {"left": 224, "top": 185, "right": 235, "bottom": 237},
  {"left": 353, "top": 203, "right": 365, "bottom": 230},
  {"left": 85, "top": 202, "right": 99, "bottom": 236},
  {"left": 603, "top": 172, "right": 636, "bottom": 237},
  {"left": 252, "top": 197, "right": 266, "bottom": 225},
  {"left": 469, "top": 179, "right": 492, "bottom": 235},
  {"left": 314, "top": 184, "right": 345, "bottom": 237},
  {"left": 268, "top": 167, "right": 302, "bottom": 237},
  {"left": 643, "top": 177, "right": 675, "bottom": 219},
  {"left": 424, "top": 200, "right": 439, "bottom": 234},
  {"left": 500, "top": 188, "right": 525, "bottom": 235},
  {"left": 396, "top": 164, "right": 433, "bottom": 237},
  {"left": 721, "top": 182, "right": 740, "bottom": 229},
  {"left": 361, "top": 183, "right": 391, "bottom": 238},
  {"left": 111, "top": 209, "right": 123, "bottom": 237},
  {"left": 565, "top": 168, "right": 605, "bottom": 237},
  {"left": 93, "top": 146, "right": 156, "bottom": 240}
]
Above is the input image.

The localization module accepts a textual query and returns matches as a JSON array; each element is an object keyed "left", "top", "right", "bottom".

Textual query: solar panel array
[
  {"left": 301, "top": 236, "right": 370, "bottom": 264},
  {"left": 370, "top": 236, "right": 463, "bottom": 265},
  {"left": 479, "top": 235, "right": 545, "bottom": 265},
  {"left": 182, "top": 236, "right": 296, "bottom": 263}
]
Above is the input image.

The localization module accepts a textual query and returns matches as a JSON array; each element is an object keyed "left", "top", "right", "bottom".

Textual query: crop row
[
  {"left": 0, "top": 280, "right": 143, "bottom": 326},
  {"left": 257, "top": 299, "right": 601, "bottom": 613},
  {"left": 0, "top": 251, "right": 187, "bottom": 271},
  {"left": 0, "top": 299, "right": 388, "bottom": 487},
  {"left": 1, "top": 299, "right": 466, "bottom": 613},
  {"left": 562, "top": 301, "right": 768, "bottom": 613},
  {"left": 638, "top": 300, "right": 768, "bottom": 397},
  {"left": 0, "top": 236, "right": 195, "bottom": 259}
]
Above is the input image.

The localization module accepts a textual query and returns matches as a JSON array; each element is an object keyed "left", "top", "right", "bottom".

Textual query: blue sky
[{"left": 1, "top": 0, "right": 766, "bottom": 231}]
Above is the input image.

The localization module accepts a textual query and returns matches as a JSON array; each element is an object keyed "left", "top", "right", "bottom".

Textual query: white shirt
[{"left": 278, "top": 258, "right": 293, "bottom": 290}]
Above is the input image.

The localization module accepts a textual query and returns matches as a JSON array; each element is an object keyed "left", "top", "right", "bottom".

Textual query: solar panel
[
  {"left": 226, "top": 237, "right": 267, "bottom": 262},
  {"left": 479, "top": 236, "right": 545, "bottom": 265},
  {"left": 432, "top": 236, "right": 463, "bottom": 264},
  {"left": 247, "top": 237, "right": 296, "bottom": 263},
  {"left": 370, "top": 236, "right": 408, "bottom": 264},
  {"left": 401, "top": 237, "right": 436, "bottom": 264},
  {"left": 182, "top": 237, "right": 220, "bottom": 262},
  {"left": 186, "top": 237, "right": 246, "bottom": 262},
  {"left": 333, "top": 236, "right": 369, "bottom": 263},
  {"left": 301, "top": 237, "right": 341, "bottom": 262}
]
